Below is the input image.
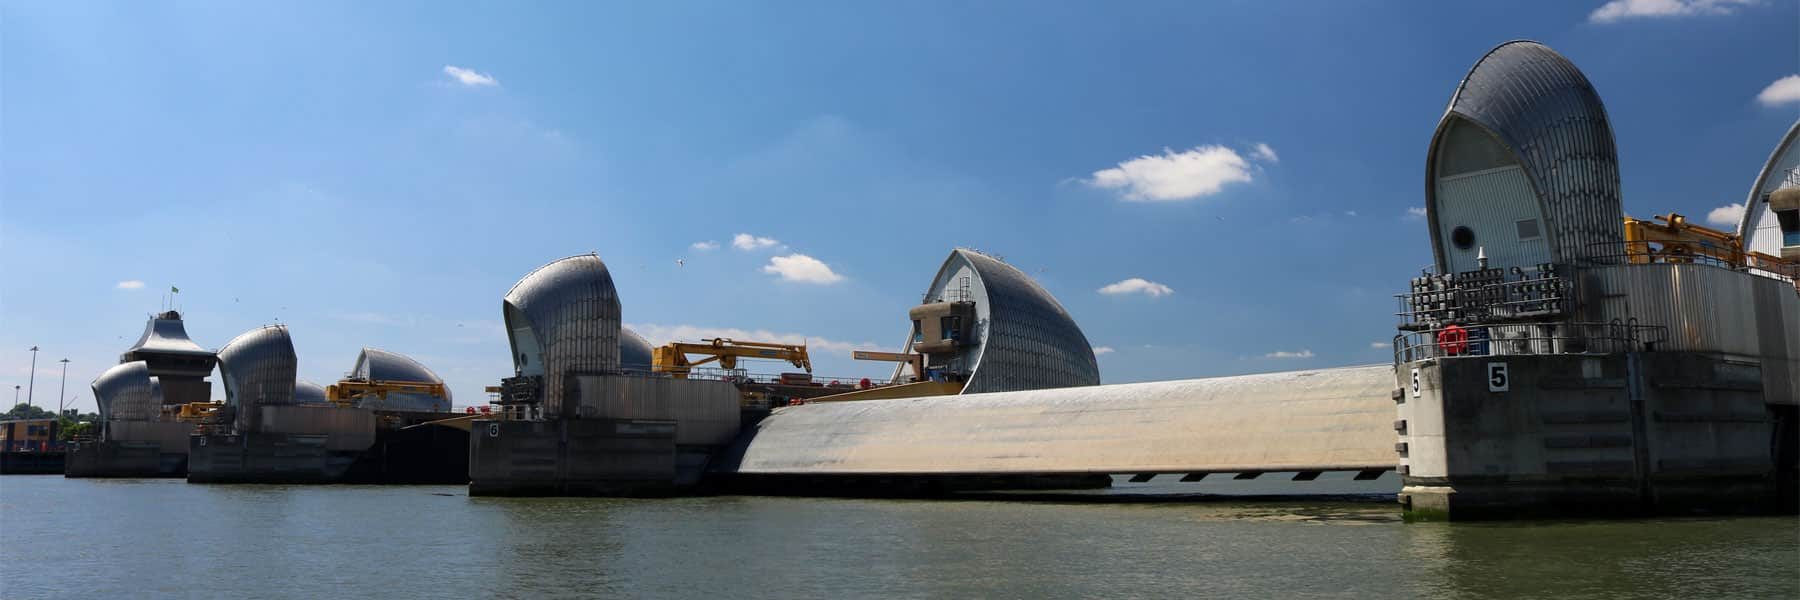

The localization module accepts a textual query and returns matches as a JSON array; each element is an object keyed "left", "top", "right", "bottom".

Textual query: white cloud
[
  {"left": 1085, "top": 145, "right": 1255, "bottom": 202},
  {"left": 1263, "top": 349, "right": 1315, "bottom": 359},
  {"left": 115, "top": 280, "right": 144, "bottom": 290},
  {"left": 1405, "top": 206, "right": 1428, "bottom": 220},
  {"left": 1093, "top": 346, "right": 1115, "bottom": 355},
  {"left": 1756, "top": 74, "right": 1800, "bottom": 107},
  {"left": 442, "top": 65, "right": 498, "bottom": 87},
  {"left": 1250, "top": 143, "right": 1279, "bottom": 163},
  {"left": 1344, "top": 210, "right": 1359, "bottom": 217},
  {"left": 1705, "top": 203, "right": 1746, "bottom": 227},
  {"left": 1098, "top": 278, "right": 1174, "bottom": 297},
  {"left": 762, "top": 254, "right": 844, "bottom": 284},
  {"left": 1589, "top": 0, "right": 1758, "bottom": 23},
  {"left": 1370, "top": 341, "right": 1391, "bottom": 349},
  {"left": 732, "top": 233, "right": 781, "bottom": 251},
  {"left": 627, "top": 322, "right": 881, "bottom": 355},
  {"left": 690, "top": 241, "right": 720, "bottom": 251}
]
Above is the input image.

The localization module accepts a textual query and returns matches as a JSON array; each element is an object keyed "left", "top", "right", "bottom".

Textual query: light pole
[
  {"left": 58, "top": 358, "right": 70, "bottom": 417},
  {"left": 26, "top": 346, "right": 38, "bottom": 410}
]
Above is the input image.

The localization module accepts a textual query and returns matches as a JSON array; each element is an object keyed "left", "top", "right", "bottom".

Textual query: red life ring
[{"left": 1437, "top": 325, "right": 1470, "bottom": 355}]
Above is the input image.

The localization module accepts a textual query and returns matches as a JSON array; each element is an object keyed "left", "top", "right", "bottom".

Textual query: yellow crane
[
  {"left": 1622, "top": 213, "right": 1791, "bottom": 279},
  {"left": 326, "top": 380, "right": 448, "bottom": 407},
  {"left": 652, "top": 338, "right": 812, "bottom": 379}
]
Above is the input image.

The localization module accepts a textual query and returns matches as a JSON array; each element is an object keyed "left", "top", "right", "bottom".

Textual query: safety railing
[
  {"left": 1580, "top": 241, "right": 1798, "bottom": 282},
  {"left": 1393, "top": 321, "right": 1668, "bottom": 364},
  {"left": 1396, "top": 270, "right": 1570, "bottom": 328}
]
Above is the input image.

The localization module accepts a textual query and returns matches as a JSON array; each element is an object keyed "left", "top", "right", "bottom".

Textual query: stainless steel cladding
[
  {"left": 567, "top": 375, "right": 741, "bottom": 445},
  {"left": 294, "top": 380, "right": 330, "bottom": 405},
  {"left": 349, "top": 347, "right": 452, "bottom": 411},
  {"left": 257, "top": 405, "right": 377, "bottom": 451},
  {"left": 92, "top": 361, "right": 157, "bottom": 423},
  {"left": 121, "top": 310, "right": 214, "bottom": 359},
  {"left": 217, "top": 325, "right": 299, "bottom": 432},
  {"left": 620, "top": 327, "right": 654, "bottom": 372},
  {"left": 504, "top": 254, "right": 622, "bottom": 418},
  {"left": 913, "top": 249, "right": 1099, "bottom": 394},
  {"left": 1739, "top": 120, "right": 1799, "bottom": 256},
  {"left": 727, "top": 365, "right": 1397, "bottom": 475},
  {"left": 1588, "top": 264, "right": 1799, "bottom": 404},
  {"left": 1426, "top": 41, "right": 1622, "bottom": 272}
]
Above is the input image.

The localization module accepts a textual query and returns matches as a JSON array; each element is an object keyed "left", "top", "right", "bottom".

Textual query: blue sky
[{"left": 3, "top": 1, "right": 1796, "bottom": 411}]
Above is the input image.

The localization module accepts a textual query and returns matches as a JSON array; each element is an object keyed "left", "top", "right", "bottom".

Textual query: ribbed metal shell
[
  {"left": 349, "top": 347, "right": 452, "bottom": 411},
  {"left": 504, "top": 254, "right": 622, "bottom": 418},
  {"left": 912, "top": 249, "right": 1098, "bottom": 394},
  {"left": 1740, "top": 120, "right": 1800, "bottom": 255},
  {"left": 93, "top": 361, "right": 158, "bottom": 423},
  {"left": 216, "top": 325, "right": 299, "bottom": 432},
  {"left": 1589, "top": 264, "right": 1799, "bottom": 404},
  {"left": 620, "top": 327, "right": 654, "bottom": 372},
  {"left": 1427, "top": 41, "right": 1622, "bottom": 271},
  {"left": 294, "top": 380, "right": 330, "bottom": 405},
  {"left": 122, "top": 311, "right": 214, "bottom": 358}
]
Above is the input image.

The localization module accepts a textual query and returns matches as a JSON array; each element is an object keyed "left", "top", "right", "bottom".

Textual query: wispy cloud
[
  {"left": 732, "top": 233, "right": 782, "bottom": 251},
  {"left": 1370, "top": 341, "right": 1391, "bottom": 349},
  {"left": 627, "top": 322, "right": 881, "bottom": 355},
  {"left": 1098, "top": 278, "right": 1174, "bottom": 297},
  {"left": 1250, "top": 142, "right": 1279, "bottom": 163},
  {"left": 115, "top": 280, "right": 144, "bottom": 290},
  {"left": 690, "top": 240, "right": 720, "bottom": 251},
  {"left": 1405, "top": 206, "right": 1428, "bottom": 220},
  {"left": 1589, "top": 0, "right": 1758, "bottom": 24},
  {"left": 1093, "top": 346, "right": 1116, "bottom": 355},
  {"left": 443, "top": 65, "right": 498, "bottom": 87},
  {"left": 1085, "top": 145, "right": 1256, "bottom": 202},
  {"left": 1756, "top": 74, "right": 1800, "bottom": 107},
  {"left": 1263, "top": 349, "right": 1314, "bottom": 359},
  {"left": 1705, "top": 203, "right": 1746, "bottom": 227},
  {"left": 762, "top": 254, "right": 844, "bottom": 284}
]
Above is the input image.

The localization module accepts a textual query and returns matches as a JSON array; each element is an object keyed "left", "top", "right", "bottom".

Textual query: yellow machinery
[
  {"left": 652, "top": 338, "right": 811, "bottom": 379},
  {"left": 1622, "top": 213, "right": 1793, "bottom": 284},
  {"left": 326, "top": 379, "right": 448, "bottom": 407},
  {"left": 171, "top": 401, "right": 223, "bottom": 423},
  {"left": 851, "top": 350, "right": 923, "bottom": 381}
]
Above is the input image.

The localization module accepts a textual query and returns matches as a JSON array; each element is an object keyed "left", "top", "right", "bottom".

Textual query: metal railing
[
  {"left": 1581, "top": 241, "right": 1798, "bottom": 282},
  {"left": 1393, "top": 321, "right": 1668, "bottom": 364},
  {"left": 1396, "top": 270, "right": 1570, "bottom": 328}
]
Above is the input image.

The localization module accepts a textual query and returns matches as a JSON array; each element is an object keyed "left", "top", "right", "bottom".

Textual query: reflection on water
[{"left": 2, "top": 476, "right": 1794, "bottom": 599}]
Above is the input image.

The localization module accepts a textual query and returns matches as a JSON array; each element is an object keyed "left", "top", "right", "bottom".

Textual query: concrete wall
[
  {"left": 187, "top": 432, "right": 360, "bottom": 484},
  {"left": 107, "top": 420, "right": 193, "bottom": 455},
  {"left": 1398, "top": 351, "right": 1784, "bottom": 519},
  {"left": 258, "top": 405, "right": 377, "bottom": 451},
  {"left": 721, "top": 365, "right": 1399, "bottom": 476},
  {"left": 467, "top": 419, "right": 679, "bottom": 496}
]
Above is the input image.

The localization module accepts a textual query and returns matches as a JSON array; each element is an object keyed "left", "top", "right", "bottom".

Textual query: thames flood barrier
[{"left": 65, "top": 311, "right": 212, "bottom": 478}]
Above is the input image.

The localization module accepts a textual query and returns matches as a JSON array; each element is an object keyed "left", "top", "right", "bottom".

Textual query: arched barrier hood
[
  {"left": 347, "top": 347, "right": 451, "bottom": 411},
  {"left": 93, "top": 361, "right": 157, "bottom": 423},
  {"left": 123, "top": 310, "right": 214, "bottom": 358},
  {"left": 620, "top": 327, "right": 654, "bottom": 372},
  {"left": 1425, "top": 40, "right": 1622, "bottom": 274},
  {"left": 503, "top": 254, "right": 622, "bottom": 418},
  {"left": 1740, "top": 120, "right": 1800, "bottom": 256},
  {"left": 294, "top": 379, "right": 330, "bottom": 405},
  {"left": 217, "top": 325, "right": 299, "bottom": 432},
  {"left": 906, "top": 248, "right": 1099, "bottom": 394}
]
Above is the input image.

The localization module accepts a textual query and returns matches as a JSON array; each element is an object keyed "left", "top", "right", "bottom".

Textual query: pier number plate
[
  {"left": 488, "top": 424, "right": 500, "bottom": 438},
  {"left": 1487, "top": 362, "right": 1510, "bottom": 392},
  {"left": 1410, "top": 368, "right": 1421, "bottom": 398}
]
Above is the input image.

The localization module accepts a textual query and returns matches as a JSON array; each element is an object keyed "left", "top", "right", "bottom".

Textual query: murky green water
[{"left": 2, "top": 476, "right": 1795, "bottom": 599}]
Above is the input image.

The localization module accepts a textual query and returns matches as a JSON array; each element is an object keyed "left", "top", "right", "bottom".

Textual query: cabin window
[
  {"left": 941, "top": 316, "right": 962, "bottom": 342},
  {"left": 912, "top": 320, "right": 923, "bottom": 343}
]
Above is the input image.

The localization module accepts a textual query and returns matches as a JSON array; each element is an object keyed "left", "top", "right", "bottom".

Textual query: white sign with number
[
  {"left": 1487, "top": 362, "right": 1510, "bottom": 392},
  {"left": 1411, "top": 368, "right": 1421, "bottom": 398}
]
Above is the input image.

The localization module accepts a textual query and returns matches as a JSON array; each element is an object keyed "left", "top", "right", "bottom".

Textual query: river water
[{"left": 2, "top": 475, "right": 1795, "bottom": 599}]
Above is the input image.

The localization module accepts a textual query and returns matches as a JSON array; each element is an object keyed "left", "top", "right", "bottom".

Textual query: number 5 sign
[{"left": 1486, "top": 362, "right": 1510, "bottom": 392}]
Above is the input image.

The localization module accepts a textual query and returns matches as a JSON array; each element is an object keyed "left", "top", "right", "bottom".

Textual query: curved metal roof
[
  {"left": 503, "top": 254, "right": 622, "bottom": 417},
  {"left": 348, "top": 347, "right": 451, "bottom": 412},
  {"left": 1426, "top": 40, "right": 1622, "bottom": 269},
  {"left": 915, "top": 249, "right": 1099, "bottom": 394},
  {"left": 92, "top": 361, "right": 157, "bottom": 423},
  {"left": 620, "top": 327, "right": 654, "bottom": 372},
  {"left": 294, "top": 379, "right": 330, "bottom": 405},
  {"left": 217, "top": 325, "right": 298, "bottom": 431},
  {"left": 1740, "top": 119, "right": 1800, "bottom": 254},
  {"left": 123, "top": 311, "right": 214, "bottom": 357}
]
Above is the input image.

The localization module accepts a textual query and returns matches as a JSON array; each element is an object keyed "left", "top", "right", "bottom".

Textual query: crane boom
[{"left": 652, "top": 338, "right": 812, "bottom": 379}]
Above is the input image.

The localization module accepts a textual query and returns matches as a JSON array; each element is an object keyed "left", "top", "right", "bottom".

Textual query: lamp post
[
  {"left": 58, "top": 358, "right": 70, "bottom": 417},
  {"left": 26, "top": 346, "right": 38, "bottom": 410}
]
